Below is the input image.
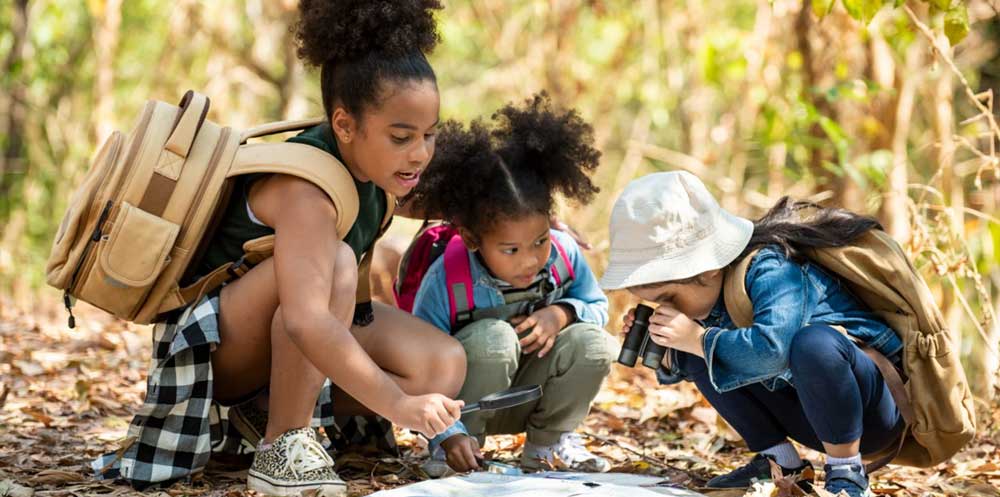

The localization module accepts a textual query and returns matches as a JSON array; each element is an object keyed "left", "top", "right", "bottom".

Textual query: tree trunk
[
  {"left": 796, "top": 1, "right": 840, "bottom": 200},
  {"left": 92, "top": 0, "right": 123, "bottom": 142},
  {"left": 931, "top": 34, "right": 964, "bottom": 354},
  {"left": 879, "top": 39, "right": 923, "bottom": 242},
  {"left": 1, "top": 0, "right": 30, "bottom": 204},
  {"left": 724, "top": 0, "right": 772, "bottom": 212}
]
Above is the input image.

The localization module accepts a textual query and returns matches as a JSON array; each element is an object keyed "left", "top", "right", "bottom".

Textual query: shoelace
[
  {"left": 284, "top": 431, "right": 335, "bottom": 477},
  {"left": 553, "top": 433, "right": 596, "bottom": 463}
]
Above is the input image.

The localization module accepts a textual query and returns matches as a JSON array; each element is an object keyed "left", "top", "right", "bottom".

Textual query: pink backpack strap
[
  {"left": 549, "top": 235, "right": 575, "bottom": 286},
  {"left": 443, "top": 235, "right": 475, "bottom": 327}
]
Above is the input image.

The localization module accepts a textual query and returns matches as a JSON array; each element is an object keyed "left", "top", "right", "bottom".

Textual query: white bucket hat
[{"left": 599, "top": 171, "right": 754, "bottom": 290}]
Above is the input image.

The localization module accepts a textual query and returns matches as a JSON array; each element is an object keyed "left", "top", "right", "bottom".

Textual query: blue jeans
[{"left": 677, "top": 325, "right": 904, "bottom": 454}]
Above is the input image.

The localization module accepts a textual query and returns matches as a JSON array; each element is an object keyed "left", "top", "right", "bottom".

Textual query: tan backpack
[
  {"left": 723, "top": 229, "right": 976, "bottom": 471},
  {"left": 46, "top": 90, "right": 394, "bottom": 326}
]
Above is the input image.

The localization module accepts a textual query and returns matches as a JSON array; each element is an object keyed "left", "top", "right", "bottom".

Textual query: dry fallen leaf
[
  {"left": 19, "top": 407, "right": 53, "bottom": 427},
  {"left": 27, "top": 469, "right": 85, "bottom": 485}
]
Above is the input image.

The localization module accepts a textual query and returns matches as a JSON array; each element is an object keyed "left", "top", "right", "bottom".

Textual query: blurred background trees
[{"left": 2, "top": 0, "right": 997, "bottom": 404}]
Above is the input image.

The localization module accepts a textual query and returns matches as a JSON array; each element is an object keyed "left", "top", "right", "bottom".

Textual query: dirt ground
[{"left": 1, "top": 299, "right": 998, "bottom": 497}]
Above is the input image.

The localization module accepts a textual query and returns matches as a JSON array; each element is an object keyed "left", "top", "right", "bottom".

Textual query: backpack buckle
[{"left": 227, "top": 255, "right": 249, "bottom": 278}]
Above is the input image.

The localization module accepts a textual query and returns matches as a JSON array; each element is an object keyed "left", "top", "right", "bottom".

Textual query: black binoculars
[{"left": 617, "top": 304, "right": 667, "bottom": 369}]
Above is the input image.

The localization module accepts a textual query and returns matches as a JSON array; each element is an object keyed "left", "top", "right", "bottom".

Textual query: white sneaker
[
  {"left": 247, "top": 427, "right": 347, "bottom": 497},
  {"left": 520, "top": 432, "right": 611, "bottom": 473}
]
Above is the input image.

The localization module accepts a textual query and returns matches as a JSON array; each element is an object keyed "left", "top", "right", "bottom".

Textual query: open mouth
[{"left": 396, "top": 169, "right": 420, "bottom": 180}]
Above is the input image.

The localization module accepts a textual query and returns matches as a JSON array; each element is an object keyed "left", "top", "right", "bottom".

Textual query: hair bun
[
  {"left": 493, "top": 92, "right": 601, "bottom": 203},
  {"left": 296, "top": 0, "right": 443, "bottom": 67}
]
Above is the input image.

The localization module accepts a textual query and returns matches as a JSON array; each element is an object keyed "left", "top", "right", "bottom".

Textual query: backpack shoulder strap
[
  {"left": 354, "top": 190, "right": 397, "bottom": 308},
  {"left": 381, "top": 191, "right": 396, "bottom": 230},
  {"left": 549, "top": 235, "right": 575, "bottom": 287},
  {"left": 722, "top": 249, "right": 759, "bottom": 328},
  {"left": 442, "top": 235, "right": 475, "bottom": 328},
  {"left": 177, "top": 141, "right": 361, "bottom": 309},
  {"left": 229, "top": 141, "right": 359, "bottom": 239}
]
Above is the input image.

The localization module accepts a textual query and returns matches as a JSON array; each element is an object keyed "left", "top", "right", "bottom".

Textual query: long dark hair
[{"left": 739, "top": 196, "right": 883, "bottom": 262}]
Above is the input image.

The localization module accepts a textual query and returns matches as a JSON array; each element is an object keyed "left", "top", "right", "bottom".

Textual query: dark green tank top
[{"left": 195, "top": 123, "right": 387, "bottom": 277}]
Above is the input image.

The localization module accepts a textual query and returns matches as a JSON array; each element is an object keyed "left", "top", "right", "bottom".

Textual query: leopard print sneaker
[{"left": 247, "top": 427, "right": 347, "bottom": 497}]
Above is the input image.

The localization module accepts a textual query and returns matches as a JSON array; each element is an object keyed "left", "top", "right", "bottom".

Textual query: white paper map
[{"left": 368, "top": 472, "right": 708, "bottom": 496}]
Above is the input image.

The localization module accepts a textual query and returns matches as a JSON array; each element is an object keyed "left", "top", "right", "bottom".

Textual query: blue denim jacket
[
  {"left": 658, "top": 246, "right": 903, "bottom": 393},
  {"left": 413, "top": 229, "right": 609, "bottom": 445}
]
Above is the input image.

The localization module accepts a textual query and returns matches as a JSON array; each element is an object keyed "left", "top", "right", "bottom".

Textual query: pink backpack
[{"left": 393, "top": 222, "right": 575, "bottom": 330}]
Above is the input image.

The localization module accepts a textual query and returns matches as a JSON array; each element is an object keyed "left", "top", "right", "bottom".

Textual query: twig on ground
[{"left": 580, "top": 431, "right": 699, "bottom": 477}]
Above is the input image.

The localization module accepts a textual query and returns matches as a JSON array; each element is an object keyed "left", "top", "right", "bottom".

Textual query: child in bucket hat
[{"left": 602, "top": 171, "right": 905, "bottom": 497}]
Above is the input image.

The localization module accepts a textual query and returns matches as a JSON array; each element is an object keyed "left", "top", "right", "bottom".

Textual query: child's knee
[
  {"left": 458, "top": 319, "right": 520, "bottom": 366},
  {"left": 789, "top": 325, "right": 848, "bottom": 369},
  {"left": 559, "top": 324, "right": 616, "bottom": 370},
  {"left": 435, "top": 337, "right": 467, "bottom": 396}
]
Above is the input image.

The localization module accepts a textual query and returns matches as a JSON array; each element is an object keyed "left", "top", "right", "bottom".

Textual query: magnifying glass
[{"left": 460, "top": 385, "right": 542, "bottom": 414}]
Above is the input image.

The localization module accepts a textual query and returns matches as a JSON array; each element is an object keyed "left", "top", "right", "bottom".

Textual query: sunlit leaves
[
  {"left": 814, "top": 0, "right": 971, "bottom": 45},
  {"left": 944, "top": 4, "right": 970, "bottom": 45}
]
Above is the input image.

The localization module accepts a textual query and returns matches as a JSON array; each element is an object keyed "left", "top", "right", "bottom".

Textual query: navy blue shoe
[
  {"left": 705, "top": 453, "right": 814, "bottom": 491},
  {"left": 823, "top": 463, "right": 871, "bottom": 497}
]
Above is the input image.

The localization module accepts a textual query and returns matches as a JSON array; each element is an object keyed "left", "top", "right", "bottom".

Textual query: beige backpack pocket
[
  {"left": 46, "top": 132, "right": 124, "bottom": 288},
  {"left": 77, "top": 201, "right": 180, "bottom": 318}
]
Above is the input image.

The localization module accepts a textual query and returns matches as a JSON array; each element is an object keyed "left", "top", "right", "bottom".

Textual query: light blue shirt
[
  {"left": 413, "top": 229, "right": 609, "bottom": 333},
  {"left": 412, "top": 229, "right": 609, "bottom": 447}
]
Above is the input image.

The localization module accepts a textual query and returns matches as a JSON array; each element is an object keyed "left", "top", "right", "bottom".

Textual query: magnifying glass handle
[{"left": 460, "top": 403, "right": 480, "bottom": 415}]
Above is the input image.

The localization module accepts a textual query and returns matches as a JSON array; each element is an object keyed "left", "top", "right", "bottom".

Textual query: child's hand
[
  {"left": 647, "top": 305, "right": 706, "bottom": 358},
  {"left": 392, "top": 393, "right": 465, "bottom": 438},
  {"left": 513, "top": 305, "right": 572, "bottom": 358},
  {"left": 440, "top": 434, "right": 483, "bottom": 472},
  {"left": 621, "top": 308, "right": 636, "bottom": 334}
]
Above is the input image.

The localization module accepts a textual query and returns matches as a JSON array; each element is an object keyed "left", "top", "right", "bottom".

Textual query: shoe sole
[
  {"left": 229, "top": 407, "right": 264, "bottom": 446},
  {"left": 248, "top": 470, "right": 347, "bottom": 497},
  {"left": 702, "top": 480, "right": 815, "bottom": 491}
]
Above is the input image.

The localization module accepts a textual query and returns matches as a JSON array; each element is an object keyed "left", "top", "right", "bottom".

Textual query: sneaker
[
  {"left": 705, "top": 453, "right": 814, "bottom": 492},
  {"left": 229, "top": 400, "right": 269, "bottom": 446},
  {"left": 823, "top": 463, "right": 871, "bottom": 497},
  {"left": 520, "top": 433, "right": 611, "bottom": 472},
  {"left": 247, "top": 427, "right": 347, "bottom": 497}
]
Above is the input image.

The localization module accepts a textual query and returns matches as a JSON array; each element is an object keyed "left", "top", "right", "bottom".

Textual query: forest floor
[{"left": 1, "top": 298, "right": 998, "bottom": 497}]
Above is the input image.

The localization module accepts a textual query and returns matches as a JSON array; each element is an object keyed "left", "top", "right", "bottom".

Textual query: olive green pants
[{"left": 453, "top": 318, "right": 618, "bottom": 446}]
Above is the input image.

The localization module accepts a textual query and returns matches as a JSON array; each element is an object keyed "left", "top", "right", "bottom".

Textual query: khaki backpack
[
  {"left": 722, "top": 229, "right": 976, "bottom": 471},
  {"left": 46, "top": 90, "right": 394, "bottom": 326}
]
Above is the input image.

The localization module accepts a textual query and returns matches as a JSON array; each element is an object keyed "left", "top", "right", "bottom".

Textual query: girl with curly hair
[
  {"left": 97, "top": 2, "right": 467, "bottom": 496},
  {"left": 216, "top": 1, "right": 471, "bottom": 494},
  {"left": 409, "top": 94, "right": 618, "bottom": 475}
]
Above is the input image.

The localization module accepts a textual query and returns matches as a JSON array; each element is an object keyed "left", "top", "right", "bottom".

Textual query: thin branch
[
  {"left": 947, "top": 273, "right": 998, "bottom": 358},
  {"left": 189, "top": 10, "right": 283, "bottom": 88},
  {"left": 904, "top": 6, "right": 1000, "bottom": 159},
  {"left": 580, "top": 431, "right": 699, "bottom": 478}
]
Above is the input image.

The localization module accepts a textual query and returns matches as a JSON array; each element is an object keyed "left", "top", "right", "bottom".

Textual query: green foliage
[
  {"left": 0, "top": 0, "right": 994, "bottom": 366},
  {"left": 944, "top": 4, "right": 970, "bottom": 45},
  {"left": 842, "top": 0, "right": 884, "bottom": 24},
  {"left": 812, "top": 0, "right": 970, "bottom": 45}
]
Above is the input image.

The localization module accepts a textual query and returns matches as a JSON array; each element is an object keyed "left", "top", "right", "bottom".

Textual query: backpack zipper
[
  {"left": 63, "top": 104, "right": 156, "bottom": 327},
  {"left": 63, "top": 200, "right": 114, "bottom": 328}
]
